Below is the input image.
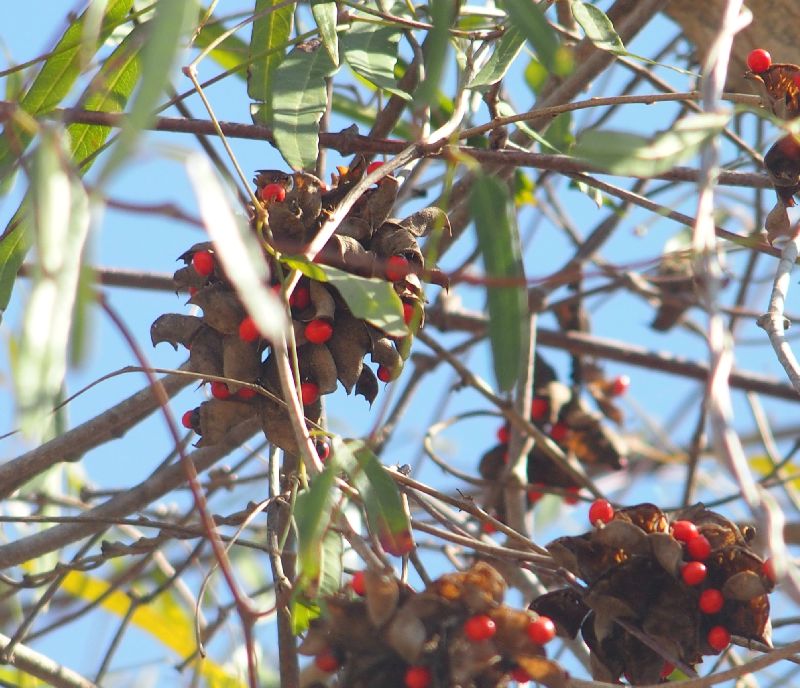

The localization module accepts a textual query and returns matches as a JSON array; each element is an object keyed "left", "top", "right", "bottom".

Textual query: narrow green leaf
[
  {"left": 503, "top": 0, "right": 571, "bottom": 76},
  {"left": 248, "top": 0, "right": 294, "bottom": 124},
  {"left": 295, "top": 466, "right": 337, "bottom": 582},
  {"left": 290, "top": 595, "right": 320, "bottom": 634},
  {"left": 469, "top": 26, "right": 525, "bottom": 88},
  {"left": 570, "top": 1, "right": 624, "bottom": 53},
  {"left": 342, "top": 21, "right": 407, "bottom": 99},
  {"left": 97, "top": 0, "right": 196, "bottom": 185},
  {"left": 573, "top": 112, "right": 730, "bottom": 176},
  {"left": 318, "top": 529, "right": 344, "bottom": 596},
  {"left": 283, "top": 258, "right": 408, "bottom": 337},
  {"left": 185, "top": 154, "right": 287, "bottom": 342},
  {"left": 470, "top": 174, "right": 526, "bottom": 392},
  {"left": 0, "top": 0, "right": 134, "bottom": 191},
  {"left": 194, "top": 15, "right": 251, "bottom": 72},
  {"left": 0, "top": 210, "right": 29, "bottom": 320},
  {"left": 271, "top": 40, "right": 337, "bottom": 170},
  {"left": 312, "top": 0, "right": 339, "bottom": 67},
  {"left": 413, "top": 0, "right": 453, "bottom": 108},
  {"left": 14, "top": 127, "right": 90, "bottom": 440},
  {"left": 336, "top": 439, "right": 413, "bottom": 556}
]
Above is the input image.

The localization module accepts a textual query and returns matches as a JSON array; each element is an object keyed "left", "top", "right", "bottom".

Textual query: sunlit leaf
[
  {"left": 295, "top": 464, "right": 337, "bottom": 582},
  {"left": 271, "top": 40, "right": 338, "bottom": 170},
  {"left": 14, "top": 127, "right": 90, "bottom": 440},
  {"left": 570, "top": 1, "right": 624, "bottom": 53},
  {"left": 413, "top": 0, "right": 453, "bottom": 108},
  {"left": 572, "top": 112, "right": 730, "bottom": 176},
  {"left": 469, "top": 26, "right": 525, "bottom": 88},
  {"left": 185, "top": 154, "right": 287, "bottom": 342},
  {"left": 248, "top": 0, "right": 294, "bottom": 124},
  {"left": 470, "top": 174, "right": 526, "bottom": 392},
  {"left": 291, "top": 594, "right": 321, "bottom": 634},
  {"left": 342, "top": 21, "right": 407, "bottom": 99},
  {"left": 503, "top": 0, "right": 571, "bottom": 76},
  {"left": 312, "top": 0, "right": 339, "bottom": 66}
]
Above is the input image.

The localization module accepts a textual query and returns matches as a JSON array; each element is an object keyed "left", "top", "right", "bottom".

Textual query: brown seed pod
[
  {"left": 187, "top": 326, "right": 224, "bottom": 377},
  {"left": 326, "top": 311, "right": 371, "bottom": 392},
  {"left": 150, "top": 313, "right": 203, "bottom": 350},
  {"left": 173, "top": 265, "right": 209, "bottom": 292},
  {"left": 354, "top": 364, "right": 379, "bottom": 405},
  {"left": 298, "top": 343, "right": 339, "bottom": 396},
  {"left": 222, "top": 335, "right": 261, "bottom": 392},
  {"left": 196, "top": 398, "right": 258, "bottom": 446},
  {"left": 308, "top": 280, "right": 336, "bottom": 321},
  {"left": 530, "top": 589, "right": 589, "bottom": 639},
  {"left": 364, "top": 569, "right": 400, "bottom": 628},
  {"left": 384, "top": 605, "right": 426, "bottom": 663},
  {"left": 258, "top": 391, "right": 322, "bottom": 455},
  {"left": 189, "top": 283, "right": 246, "bottom": 335}
]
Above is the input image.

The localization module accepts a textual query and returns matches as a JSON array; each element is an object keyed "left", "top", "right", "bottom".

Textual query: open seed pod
[
  {"left": 304, "top": 562, "right": 567, "bottom": 688},
  {"left": 533, "top": 501, "right": 775, "bottom": 682}
]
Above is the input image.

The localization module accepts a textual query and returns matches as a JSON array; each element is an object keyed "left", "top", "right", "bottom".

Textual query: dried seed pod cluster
[
  {"left": 300, "top": 562, "right": 567, "bottom": 688},
  {"left": 744, "top": 48, "right": 800, "bottom": 244},
  {"left": 478, "top": 355, "right": 626, "bottom": 521},
  {"left": 532, "top": 502, "right": 775, "bottom": 684},
  {"left": 151, "top": 159, "right": 447, "bottom": 453}
]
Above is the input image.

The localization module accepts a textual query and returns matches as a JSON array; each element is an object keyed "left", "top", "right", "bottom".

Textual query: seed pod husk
[
  {"left": 326, "top": 312, "right": 371, "bottom": 392},
  {"left": 177, "top": 241, "right": 214, "bottom": 264},
  {"left": 258, "top": 393, "right": 322, "bottom": 454},
  {"left": 150, "top": 313, "right": 203, "bottom": 350},
  {"left": 188, "top": 326, "right": 224, "bottom": 377},
  {"left": 299, "top": 343, "right": 338, "bottom": 396},
  {"left": 369, "top": 221, "right": 423, "bottom": 265},
  {"left": 355, "top": 364, "right": 379, "bottom": 405},
  {"left": 196, "top": 398, "right": 258, "bottom": 446},
  {"left": 308, "top": 280, "right": 336, "bottom": 321},
  {"left": 190, "top": 283, "right": 246, "bottom": 335},
  {"left": 722, "top": 571, "right": 768, "bottom": 601},
  {"left": 173, "top": 265, "right": 208, "bottom": 292},
  {"left": 364, "top": 570, "right": 400, "bottom": 628},
  {"left": 649, "top": 531, "right": 684, "bottom": 577},
  {"left": 368, "top": 330, "right": 403, "bottom": 371},
  {"left": 384, "top": 605, "right": 426, "bottom": 663},
  {"left": 222, "top": 335, "right": 261, "bottom": 392}
]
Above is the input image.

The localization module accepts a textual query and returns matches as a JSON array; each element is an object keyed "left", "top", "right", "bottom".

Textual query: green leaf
[
  {"left": 14, "top": 127, "right": 91, "bottom": 440},
  {"left": 572, "top": 112, "right": 730, "bottom": 176},
  {"left": 413, "top": 0, "right": 454, "bottom": 108},
  {"left": 283, "top": 258, "right": 408, "bottom": 338},
  {"left": 312, "top": 0, "right": 339, "bottom": 67},
  {"left": 342, "top": 21, "right": 408, "bottom": 99},
  {"left": 185, "top": 155, "right": 287, "bottom": 342},
  {"left": 469, "top": 26, "right": 525, "bottom": 88},
  {"left": 503, "top": 0, "right": 571, "bottom": 76},
  {"left": 0, "top": 210, "right": 30, "bottom": 320},
  {"left": 336, "top": 439, "right": 412, "bottom": 556},
  {"left": 97, "top": 0, "right": 196, "bottom": 185},
  {"left": 469, "top": 174, "right": 526, "bottom": 392},
  {"left": 570, "top": 1, "right": 624, "bottom": 53},
  {"left": 290, "top": 595, "right": 321, "bottom": 635},
  {"left": 271, "top": 40, "right": 337, "bottom": 170},
  {"left": 319, "top": 529, "right": 344, "bottom": 597},
  {"left": 0, "top": 0, "right": 134, "bottom": 191},
  {"left": 295, "top": 465, "right": 337, "bottom": 583},
  {"left": 194, "top": 15, "right": 251, "bottom": 72},
  {"left": 248, "top": 0, "right": 294, "bottom": 124}
]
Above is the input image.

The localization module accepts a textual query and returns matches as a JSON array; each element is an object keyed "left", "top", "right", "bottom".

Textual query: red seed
[
  {"left": 527, "top": 615, "right": 556, "bottom": 645},
  {"left": 305, "top": 319, "right": 333, "bottom": 344},
  {"left": 259, "top": 183, "right": 286, "bottom": 203},
  {"left": 661, "top": 663, "right": 675, "bottom": 679},
  {"left": 300, "top": 381, "right": 320, "bottom": 405},
  {"left": 530, "top": 397, "right": 549, "bottom": 420},
  {"left": 238, "top": 316, "right": 259, "bottom": 343},
  {"left": 564, "top": 487, "right": 580, "bottom": 505},
  {"left": 671, "top": 520, "right": 698, "bottom": 542},
  {"left": 510, "top": 666, "right": 531, "bottom": 683},
  {"left": 377, "top": 366, "right": 393, "bottom": 383},
  {"left": 482, "top": 520, "right": 497, "bottom": 534},
  {"left": 707, "top": 625, "right": 731, "bottom": 652},
  {"left": 289, "top": 285, "right": 310, "bottom": 310},
  {"left": 763, "top": 558, "right": 777, "bottom": 584},
  {"left": 314, "top": 649, "right": 340, "bottom": 673},
  {"left": 686, "top": 534, "right": 711, "bottom": 561},
  {"left": 497, "top": 425, "right": 510, "bottom": 444},
  {"left": 550, "top": 422, "right": 569, "bottom": 442},
  {"left": 188, "top": 286, "right": 198, "bottom": 298},
  {"left": 385, "top": 254, "right": 410, "bottom": 282},
  {"left": 527, "top": 484, "right": 545, "bottom": 503},
  {"left": 192, "top": 250, "right": 214, "bottom": 277},
  {"left": 181, "top": 410, "right": 195, "bottom": 429},
  {"left": 746, "top": 48, "right": 772, "bottom": 74},
  {"left": 698, "top": 588, "right": 724, "bottom": 614},
  {"left": 316, "top": 439, "right": 331, "bottom": 461},
  {"left": 464, "top": 614, "right": 497, "bottom": 642},
  {"left": 681, "top": 561, "right": 707, "bottom": 586},
  {"left": 379, "top": 528, "right": 414, "bottom": 556},
  {"left": 610, "top": 374, "right": 630, "bottom": 396},
  {"left": 350, "top": 571, "right": 366, "bottom": 596},
  {"left": 210, "top": 381, "right": 230, "bottom": 400},
  {"left": 237, "top": 387, "right": 257, "bottom": 400},
  {"left": 404, "top": 665, "right": 432, "bottom": 688},
  {"left": 589, "top": 499, "right": 614, "bottom": 526},
  {"left": 402, "top": 301, "right": 415, "bottom": 325}
]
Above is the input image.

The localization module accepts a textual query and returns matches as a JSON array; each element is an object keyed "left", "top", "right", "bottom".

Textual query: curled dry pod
[
  {"left": 478, "top": 444, "right": 507, "bottom": 481},
  {"left": 258, "top": 392, "right": 322, "bottom": 454},
  {"left": 545, "top": 538, "right": 583, "bottom": 578},
  {"left": 337, "top": 215, "right": 372, "bottom": 243},
  {"left": 513, "top": 655, "right": 569, "bottom": 688},
  {"left": 364, "top": 569, "right": 400, "bottom": 628},
  {"left": 150, "top": 313, "right": 203, "bottom": 350},
  {"left": 614, "top": 503, "right": 668, "bottom": 534},
  {"left": 173, "top": 265, "right": 208, "bottom": 291},
  {"left": 447, "top": 629, "right": 499, "bottom": 685},
  {"left": 765, "top": 202, "right": 792, "bottom": 246},
  {"left": 370, "top": 221, "right": 423, "bottom": 266},
  {"left": 222, "top": 335, "right": 261, "bottom": 393},
  {"left": 196, "top": 398, "right": 258, "bottom": 446},
  {"left": 322, "top": 234, "right": 375, "bottom": 274},
  {"left": 356, "top": 175, "right": 400, "bottom": 231},
  {"left": 592, "top": 519, "right": 649, "bottom": 556},
  {"left": 722, "top": 571, "right": 768, "bottom": 601},
  {"left": 299, "top": 343, "right": 338, "bottom": 396},
  {"left": 462, "top": 561, "right": 506, "bottom": 612},
  {"left": 354, "top": 365, "right": 379, "bottom": 406},
  {"left": 178, "top": 241, "right": 214, "bottom": 263},
  {"left": 649, "top": 531, "right": 684, "bottom": 577},
  {"left": 324, "top": 597, "right": 382, "bottom": 654},
  {"left": 530, "top": 589, "right": 589, "bottom": 639},
  {"left": 308, "top": 280, "right": 336, "bottom": 321},
  {"left": 764, "top": 135, "right": 800, "bottom": 207},
  {"left": 491, "top": 606, "right": 541, "bottom": 656},
  {"left": 289, "top": 171, "right": 325, "bottom": 232},
  {"left": 292, "top": 318, "right": 309, "bottom": 347},
  {"left": 384, "top": 605, "right": 426, "bottom": 663},
  {"left": 326, "top": 311, "right": 371, "bottom": 392},
  {"left": 190, "top": 283, "right": 246, "bottom": 335},
  {"left": 369, "top": 334, "right": 403, "bottom": 372},
  {"left": 297, "top": 623, "right": 330, "bottom": 656},
  {"left": 187, "top": 326, "right": 224, "bottom": 377}
]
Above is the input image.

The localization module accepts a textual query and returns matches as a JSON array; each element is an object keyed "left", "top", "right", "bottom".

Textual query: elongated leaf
[
  {"left": 470, "top": 174, "right": 526, "bottom": 392},
  {"left": 248, "top": 0, "right": 294, "bottom": 124},
  {"left": 319, "top": 529, "right": 344, "bottom": 596},
  {"left": 469, "top": 26, "right": 525, "bottom": 88},
  {"left": 283, "top": 258, "right": 408, "bottom": 337},
  {"left": 570, "top": 1, "right": 624, "bottom": 53},
  {"left": 503, "top": 0, "right": 571, "bottom": 76},
  {"left": 312, "top": 0, "right": 339, "bottom": 66},
  {"left": 14, "top": 128, "right": 90, "bottom": 440},
  {"left": 0, "top": 0, "right": 134, "bottom": 190},
  {"left": 413, "top": 0, "right": 453, "bottom": 108},
  {"left": 185, "top": 154, "right": 286, "bottom": 342},
  {"left": 336, "top": 439, "right": 413, "bottom": 556},
  {"left": 97, "top": 0, "right": 196, "bottom": 184},
  {"left": 271, "top": 39, "right": 338, "bottom": 169},
  {"left": 295, "top": 464, "right": 337, "bottom": 582},
  {"left": 573, "top": 112, "right": 730, "bottom": 176},
  {"left": 342, "top": 21, "right": 407, "bottom": 99}
]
